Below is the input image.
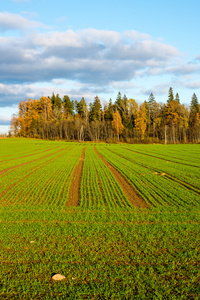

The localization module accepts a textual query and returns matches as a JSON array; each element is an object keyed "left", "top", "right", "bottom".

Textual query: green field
[{"left": 0, "top": 138, "right": 199, "bottom": 299}]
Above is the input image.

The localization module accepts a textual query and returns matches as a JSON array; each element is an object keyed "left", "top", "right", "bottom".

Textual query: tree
[
  {"left": 10, "top": 114, "right": 20, "bottom": 136},
  {"left": 51, "top": 93, "right": 62, "bottom": 119},
  {"left": 89, "top": 96, "right": 102, "bottom": 122},
  {"left": 189, "top": 93, "right": 200, "bottom": 142},
  {"left": 167, "top": 87, "right": 174, "bottom": 103},
  {"left": 190, "top": 93, "right": 199, "bottom": 118},
  {"left": 104, "top": 98, "right": 114, "bottom": 122},
  {"left": 135, "top": 103, "right": 147, "bottom": 139},
  {"left": 112, "top": 110, "right": 124, "bottom": 141},
  {"left": 63, "top": 95, "right": 74, "bottom": 118},
  {"left": 76, "top": 97, "right": 88, "bottom": 121},
  {"left": 115, "top": 92, "right": 122, "bottom": 107},
  {"left": 147, "top": 93, "right": 160, "bottom": 138},
  {"left": 114, "top": 92, "right": 129, "bottom": 127},
  {"left": 175, "top": 93, "right": 180, "bottom": 103}
]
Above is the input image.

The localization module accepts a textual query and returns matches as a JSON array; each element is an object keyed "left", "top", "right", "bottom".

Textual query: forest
[{"left": 10, "top": 87, "right": 200, "bottom": 143}]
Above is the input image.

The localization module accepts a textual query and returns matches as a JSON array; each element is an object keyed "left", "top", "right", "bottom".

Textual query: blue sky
[{"left": 0, "top": 0, "right": 200, "bottom": 133}]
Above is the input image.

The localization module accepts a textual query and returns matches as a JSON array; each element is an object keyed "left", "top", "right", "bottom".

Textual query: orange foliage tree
[
  {"left": 135, "top": 103, "right": 147, "bottom": 139},
  {"left": 112, "top": 110, "right": 124, "bottom": 141}
]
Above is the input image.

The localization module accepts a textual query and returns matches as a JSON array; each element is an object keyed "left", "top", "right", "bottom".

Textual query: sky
[{"left": 0, "top": 0, "right": 200, "bottom": 133}]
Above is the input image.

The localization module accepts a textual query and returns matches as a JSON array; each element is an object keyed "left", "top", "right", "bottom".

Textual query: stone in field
[{"left": 52, "top": 274, "right": 65, "bottom": 281}]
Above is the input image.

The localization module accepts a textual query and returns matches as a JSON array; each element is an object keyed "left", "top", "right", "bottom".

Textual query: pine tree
[
  {"left": 148, "top": 92, "right": 156, "bottom": 104},
  {"left": 104, "top": 98, "right": 113, "bottom": 121},
  {"left": 51, "top": 93, "right": 56, "bottom": 106},
  {"left": 189, "top": 93, "right": 199, "bottom": 126},
  {"left": 167, "top": 87, "right": 174, "bottom": 103},
  {"left": 115, "top": 92, "right": 122, "bottom": 107},
  {"left": 63, "top": 95, "right": 74, "bottom": 118},
  {"left": 76, "top": 97, "right": 88, "bottom": 121},
  {"left": 175, "top": 93, "right": 180, "bottom": 103},
  {"left": 190, "top": 93, "right": 199, "bottom": 112},
  {"left": 189, "top": 93, "right": 200, "bottom": 142},
  {"left": 89, "top": 96, "right": 102, "bottom": 122},
  {"left": 55, "top": 94, "right": 62, "bottom": 110}
]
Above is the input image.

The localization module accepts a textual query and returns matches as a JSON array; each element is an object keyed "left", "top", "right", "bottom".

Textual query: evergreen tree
[
  {"left": 51, "top": 93, "right": 56, "bottom": 106},
  {"left": 175, "top": 93, "right": 180, "bottom": 103},
  {"left": 190, "top": 93, "right": 199, "bottom": 125},
  {"left": 63, "top": 95, "right": 74, "bottom": 117},
  {"left": 148, "top": 93, "right": 159, "bottom": 123},
  {"left": 55, "top": 94, "right": 62, "bottom": 110},
  {"left": 104, "top": 98, "right": 114, "bottom": 121},
  {"left": 115, "top": 92, "right": 122, "bottom": 107},
  {"left": 148, "top": 92, "right": 156, "bottom": 104},
  {"left": 89, "top": 96, "right": 102, "bottom": 122},
  {"left": 167, "top": 87, "right": 174, "bottom": 103},
  {"left": 76, "top": 97, "right": 88, "bottom": 120},
  {"left": 190, "top": 93, "right": 199, "bottom": 112}
]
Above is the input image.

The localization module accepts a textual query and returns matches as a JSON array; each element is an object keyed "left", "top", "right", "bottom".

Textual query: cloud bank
[{"left": 0, "top": 12, "right": 199, "bottom": 108}]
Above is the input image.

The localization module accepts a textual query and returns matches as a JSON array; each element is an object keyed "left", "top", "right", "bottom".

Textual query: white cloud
[
  {"left": 32, "top": 30, "right": 83, "bottom": 48},
  {"left": 0, "top": 12, "right": 47, "bottom": 32},
  {"left": 0, "top": 82, "right": 96, "bottom": 107},
  {"left": 167, "top": 63, "right": 200, "bottom": 75},
  {"left": 0, "top": 23, "right": 182, "bottom": 87},
  {"left": 185, "top": 81, "right": 200, "bottom": 89},
  {"left": 0, "top": 12, "right": 199, "bottom": 108}
]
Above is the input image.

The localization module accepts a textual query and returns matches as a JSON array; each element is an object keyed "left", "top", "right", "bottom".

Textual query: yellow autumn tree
[
  {"left": 135, "top": 103, "right": 147, "bottom": 139},
  {"left": 112, "top": 110, "right": 124, "bottom": 141}
]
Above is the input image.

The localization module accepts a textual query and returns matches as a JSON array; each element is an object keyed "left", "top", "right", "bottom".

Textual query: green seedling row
[
  {"left": 0, "top": 143, "right": 84, "bottom": 206},
  {"left": 0, "top": 139, "right": 199, "bottom": 299},
  {"left": 80, "top": 146, "right": 131, "bottom": 210},
  {"left": 95, "top": 144, "right": 200, "bottom": 209}
]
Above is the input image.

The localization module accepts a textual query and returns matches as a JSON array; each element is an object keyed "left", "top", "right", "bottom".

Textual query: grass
[{"left": 0, "top": 138, "right": 199, "bottom": 299}]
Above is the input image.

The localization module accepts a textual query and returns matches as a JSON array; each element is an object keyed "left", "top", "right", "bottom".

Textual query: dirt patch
[
  {"left": 93, "top": 147, "right": 148, "bottom": 208},
  {"left": 67, "top": 147, "right": 85, "bottom": 206}
]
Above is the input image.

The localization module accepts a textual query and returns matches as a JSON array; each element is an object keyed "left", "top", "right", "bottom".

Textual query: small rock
[
  {"left": 52, "top": 274, "right": 65, "bottom": 281},
  {"left": 160, "top": 173, "right": 166, "bottom": 176},
  {"left": 30, "top": 241, "right": 35, "bottom": 243},
  {"left": 72, "top": 277, "right": 75, "bottom": 280}
]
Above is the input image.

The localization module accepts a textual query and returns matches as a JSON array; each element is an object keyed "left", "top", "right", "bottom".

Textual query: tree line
[{"left": 11, "top": 88, "right": 200, "bottom": 143}]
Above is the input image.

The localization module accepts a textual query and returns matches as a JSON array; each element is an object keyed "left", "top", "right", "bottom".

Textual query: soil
[
  {"left": 93, "top": 147, "right": 148, "bottom": 208},
  {"left": 67, "top": 147, "right": 85, "bottom": 206}
]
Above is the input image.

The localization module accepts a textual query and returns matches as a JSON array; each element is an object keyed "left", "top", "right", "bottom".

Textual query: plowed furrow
[
  {"left": 93, "top": 147, "right": 148, "bottom": 208},
  {"left": 67, "top": 147, "right": 85, "bottom": 206}
]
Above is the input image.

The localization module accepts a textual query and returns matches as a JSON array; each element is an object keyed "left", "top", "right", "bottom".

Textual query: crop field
[{"left": 0, "top": 138, "right": 200, "bottom": 299}]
